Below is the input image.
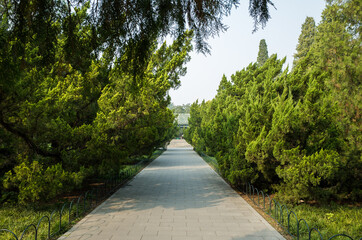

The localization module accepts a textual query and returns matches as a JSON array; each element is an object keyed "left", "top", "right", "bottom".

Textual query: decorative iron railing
[
  {"left": 0, "top": 162, "right": 147, "bottom": 240},
  {"left": 199, "top": 151, "right": 361, "bottom": 240},
  {"left": 238, "top": 182, "right": 360, "bottom": 240}
]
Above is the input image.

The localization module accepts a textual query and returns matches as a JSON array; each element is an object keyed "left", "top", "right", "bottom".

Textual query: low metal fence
[
  {"left": 198, "top": 151, "right": 360, "bottom": 240},
  {"left": 0, "top": 163, "right": 146, "bottom": 240},
  {"left": 237, "top": 182, "right": 360, "bottom": 240}
]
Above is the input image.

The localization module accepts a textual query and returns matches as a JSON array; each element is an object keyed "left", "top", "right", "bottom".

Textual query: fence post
[
  {"left": 36, "top": 216, "right": 51, "bottom": 240},
  {"left": 76, "top": 196, "right": 82, "bottom": 218},
  {"left": 309, "top": 228, "right": 323, "bottom": 240},
  {"left": 69, "top": 199, "right": 75, "bottom": 223},
  {"left": 288, "top": 211, "right": 299, "bottom": 240},
  {"left": 19, "top": 224, "right": 37, "bottom": 240}
]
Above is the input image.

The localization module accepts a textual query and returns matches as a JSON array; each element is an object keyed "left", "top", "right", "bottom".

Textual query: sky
[{"left": 169, "top": 0, "right": 326, "bottom": 105}]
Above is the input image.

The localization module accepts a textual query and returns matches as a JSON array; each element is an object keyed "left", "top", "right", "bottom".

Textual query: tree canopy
[{"left": 0, "top": 0, "right": 278, "bottom": 204}]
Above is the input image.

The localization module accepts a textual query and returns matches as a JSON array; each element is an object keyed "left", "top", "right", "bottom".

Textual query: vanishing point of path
[{"left": 59, "top": 140, "right": 285, "bottom": 240}]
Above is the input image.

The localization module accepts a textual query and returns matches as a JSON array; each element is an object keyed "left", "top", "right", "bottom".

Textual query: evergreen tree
[
  {"left": 293, "top": 17, "right": 316, "bottom": 67},
  {"left": 217, "top": 74, "right": 231, "bottom": 94},
  {"left": 257, "top": 39, "right": 269, "bottom": 66},
  {"left": 309, "top": 0, "right": 361, "bottom": 200},
  {"left": 0, "top": 2, "right": 194, "bottom": 203}
]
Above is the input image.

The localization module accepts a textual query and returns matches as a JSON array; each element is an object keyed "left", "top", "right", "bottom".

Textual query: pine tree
[
  {"left": 293, "top": 17, "right": 316, "bottom": 67},
  {"left": 217, "top": 74, "right": 231, "bottom": 94},
  {"left": 257, "top": 39, "right": 269, "bottom": 66},
  {"left": 310, "top": 0, "right": 362, "bottom": 200}
]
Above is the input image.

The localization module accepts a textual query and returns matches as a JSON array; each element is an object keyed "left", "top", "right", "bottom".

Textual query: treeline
[
  {"left": 185, "top": 0, "right": 361, "bottom": 203},
  {"left": 0, "top": 2, "right": 192, "bottom": 204},
  {"left": 168, "top": 103, "right": 191, "bottom": 114}
]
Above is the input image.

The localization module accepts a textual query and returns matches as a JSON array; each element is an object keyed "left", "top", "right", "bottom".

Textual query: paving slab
[{"left": 59, "top": 140, "right": 285, "bottom": 240}]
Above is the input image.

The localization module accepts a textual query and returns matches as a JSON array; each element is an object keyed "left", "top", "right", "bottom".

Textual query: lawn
[
  {"left": 0, "top": 204, "right": 75, "bottom": 240},
  {"left": 289, "top": 203, "right": 361, "bottom": 240}
]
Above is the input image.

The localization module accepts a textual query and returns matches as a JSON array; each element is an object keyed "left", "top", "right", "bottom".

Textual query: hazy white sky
[{"left": 169, "top": 0, "right": 326, "bottom": 105}]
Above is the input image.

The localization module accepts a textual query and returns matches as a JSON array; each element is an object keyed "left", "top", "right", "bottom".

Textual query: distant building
[{"left": 176, "top": 113, "right": 190, "bottom": 130}]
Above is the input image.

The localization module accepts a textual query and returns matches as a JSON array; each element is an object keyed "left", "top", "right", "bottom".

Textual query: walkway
[{"left": 59, "top": 140, "right": 285, "bottom": 240}]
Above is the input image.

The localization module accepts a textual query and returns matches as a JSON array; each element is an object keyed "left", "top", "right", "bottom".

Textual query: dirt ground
[{"left": 167, "top": 139, "right": 193, "bottom": 148}]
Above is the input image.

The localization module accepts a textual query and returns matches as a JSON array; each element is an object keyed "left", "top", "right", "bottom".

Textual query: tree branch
[{"left": 0, "top": 115, "right": 61, "bottom": 159}]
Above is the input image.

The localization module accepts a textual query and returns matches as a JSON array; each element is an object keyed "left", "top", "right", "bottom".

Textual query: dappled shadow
[
  {"left": 90, "top": 147, "right": 227, "bottom": 213},
  {"left": 60, "top": 147, "right": 285, "bottom": 240},
  {"left": 229, "top": 228, "right": 285, "bottom": 240}
]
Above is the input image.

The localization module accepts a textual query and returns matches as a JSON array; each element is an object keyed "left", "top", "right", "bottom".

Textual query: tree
[
  {"left": 169, "top": 104, "right": 192, "bottom": 114},
  {"left": 0, "top": 0, "right": 275, "bottom": 68},
  {"left": 217, "top": 74, "right": 231, "bottom": 94},
  {"left": 308, "top": 0, "right": 362, "bottom": 200},
  {"left": 96, "top": 0, "right": 275, "bottom": 53},
  {"left": 293, "top": 17, "right": 316, "bottom": 67},
  {"left": 0, "top": 1, "right": 194, "bottom": 203},
  {"left": 257, "top": 39, "right": 269, "bottom": 66}
]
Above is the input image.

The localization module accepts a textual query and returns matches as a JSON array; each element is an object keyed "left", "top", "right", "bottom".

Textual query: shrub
[
  {"left": 276, "top": 148, "right": 340, "bottom": 203},
  {"left": 3, "top": 158, "right": 89, "bottom": 204}
]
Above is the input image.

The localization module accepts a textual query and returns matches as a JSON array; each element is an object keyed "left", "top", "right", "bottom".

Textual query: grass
[
  {"left": 0, "top": 149, "right": 165, "bottom": 240},
  {"left": 0, "top": 203, "right": 82, "bottom": 240},
  {"left": 148, "top": 149, "right": 165, "bottom": 161},
  {"left": 199, "top": 152, "right": 220, "bottom": 174},
  {"left": 198, "top": 151, "right": 362, "bottom": 240},
  {"left": 288, "top": 203, "right": 362, "bottom": 240}
]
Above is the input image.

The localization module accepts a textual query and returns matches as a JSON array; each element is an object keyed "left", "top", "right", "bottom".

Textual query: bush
[
  {"left": 276, "top": 148, "right": 340, "bottom": 203},
  {"left": 3, "top": 158, "right": 89, "bottom": 204}
]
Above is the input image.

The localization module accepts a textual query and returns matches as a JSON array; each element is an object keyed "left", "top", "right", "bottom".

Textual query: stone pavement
[{"left": 59, "top": 140, "right": 285, "bottom": 240}]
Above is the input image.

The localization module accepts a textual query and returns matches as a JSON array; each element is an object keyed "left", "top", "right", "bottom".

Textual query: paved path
[{"left": 59, "top": 140, "right": 285, "bottom": 240}]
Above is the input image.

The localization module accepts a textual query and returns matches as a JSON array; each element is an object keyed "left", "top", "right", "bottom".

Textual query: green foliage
[
  {"left": 0, "top": 1, "right": 193, "bottom": 204},
  {"left": 0, "top": 148, "right": 164, "bottom": 239},
  {"left": 198, "top": 151, "right": 361, "bottom": 239},
  {"left": 290, "top": 203, "right": 362, "bottom": 240},
  {"left": 293, "top": 17, "right": 316, "bottom": 67},
  {"left": 276, "top": 149, "right": 341, "bottom": 203},
  {"left": 186, "top": 0, "right": 361, "bottom": 203},
  {"left": 0, "top": 205, "right": 60, "bottom": 240},
  {"left": 3, "top": 158, "right": 90, "bottom": 204},
  {"left": 95, "top": 0, "right": 274, "bottom": 55}
]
